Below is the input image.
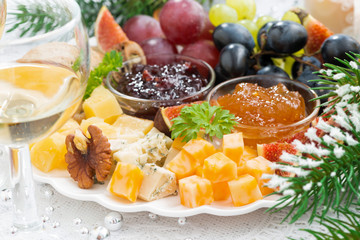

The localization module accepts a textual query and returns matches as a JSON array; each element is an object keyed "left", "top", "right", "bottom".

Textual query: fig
[
  {"left": 291, "top": 8, "right": 333, "bottom": 55},
  {"left": 154, "top": 101, "right": 203, "bottom": 136}
]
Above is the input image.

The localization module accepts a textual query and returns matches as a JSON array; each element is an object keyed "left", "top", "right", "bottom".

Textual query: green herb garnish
[
  {"left": 83, "top": 50, "right": 123, "bottom": 100},
  {"left": 170, "top": 102, "right": 238, "bottom": 142}
]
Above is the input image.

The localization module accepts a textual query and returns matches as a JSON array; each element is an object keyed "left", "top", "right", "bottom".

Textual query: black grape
[
  {"left": 256, "top": 65, "right": 289, "bottom": 78},
  {"left": 219, "top": 43, "right": 249, "bottom": 78},
  {"left": 213, "top": 23, "right": 255, "bottom": 53},
  {"left": 257, "top": 21, "right": 278, "bottom": 50},
  {"left": 321, "top": 34, "right": 360, "bottom": 65},
  {"left": 292, "top": 56, "right": 321, "bottom": 79},
  {"left": 266, "top": 21, "right": 307, "bottom": 54}
]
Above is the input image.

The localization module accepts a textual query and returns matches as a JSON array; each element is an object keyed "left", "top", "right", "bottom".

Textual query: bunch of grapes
[
  {"left": 211, "top": 7, "right": 360, "bottom": 98},
  {"left": 122, "top": 0, "right": 220, "bottom": 68}
]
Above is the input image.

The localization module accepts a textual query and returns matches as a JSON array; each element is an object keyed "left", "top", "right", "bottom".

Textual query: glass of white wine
[{"left": 0, "top": 0, "right": 89, "bottom": 235}]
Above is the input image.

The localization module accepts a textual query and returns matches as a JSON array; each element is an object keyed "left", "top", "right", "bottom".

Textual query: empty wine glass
[{"left": 0, "top": 0, "right": 89, "bottom": 235}]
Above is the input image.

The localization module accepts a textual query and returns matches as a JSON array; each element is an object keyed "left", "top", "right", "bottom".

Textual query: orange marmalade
[{"left": 217, "top": 83, "right": 306, "bottom": 127}]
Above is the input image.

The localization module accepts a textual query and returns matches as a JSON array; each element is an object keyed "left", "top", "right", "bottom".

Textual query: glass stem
[{"left": 9, "top": 144, "right": 40, "bottom": 230}]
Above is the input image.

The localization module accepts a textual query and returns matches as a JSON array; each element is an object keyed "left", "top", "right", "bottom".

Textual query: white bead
[
  {"left": 45, "top": 206, "right": 54, "bottom": 215},
  {"left": 89, "top": 226, "right": 110, "bottom": 240},
  {"left": 104, "top": 212, "right": 123, "bottom": 231},
  {"left": 52, "top": 221, "right": 60, "bottom": 228},
  {"left": 148, "top": 213, "right": 158, "bottom": 220},
  {"left": 10, "top": 226, "right": 18, "bottom": 234},
  {"left": 0, "top": 189, "right": 12, "bottom": 202},
  {"left": 79, "top": 227, "right": 89, "bottom": 235},
  {"left": 178, "top": 217, "right": 187, "bottom": 226},
  {"left": 41, "top": 215, "right": 50, "bottom": 223},
  {"left": 73, "top": 217, "right": 82, "bottom": 225}
]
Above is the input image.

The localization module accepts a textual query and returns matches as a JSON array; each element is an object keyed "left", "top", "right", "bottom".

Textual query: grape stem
[{"left": 290, "top": 54, "right": 322, "bottom": 71}]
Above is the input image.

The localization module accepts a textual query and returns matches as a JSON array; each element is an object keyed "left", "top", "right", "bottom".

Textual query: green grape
[
  {"left": 237, "top": 19, "right": 258, "bottom": 46},
  {"left": 209, "top": 4, "right": 238, "bottom": 27},
  {"left": 281, "top": 11, "right": 301, "bottom": 24},
  {"left": 226, "top": 0, "right": 256, "bottom": 20},
  {"left": 256, "top": 15, "right": 276, "bottom": 29},
  {"left": 284, "top": 56, "right": 295, "bottom": 78}
]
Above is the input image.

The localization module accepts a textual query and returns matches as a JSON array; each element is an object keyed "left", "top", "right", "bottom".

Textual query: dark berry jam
[{"left": 115, "top": 61, "right": 209, "bottom": 100}]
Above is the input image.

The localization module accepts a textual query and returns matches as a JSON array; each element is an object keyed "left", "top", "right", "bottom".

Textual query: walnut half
[{"left": 65, "top": 125, "right": 112, "bottom": 189}]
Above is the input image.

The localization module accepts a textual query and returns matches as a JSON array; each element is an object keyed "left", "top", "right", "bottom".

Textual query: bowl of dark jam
[{"left": 105, "top": 53, "right": 215, "bottom": 119}]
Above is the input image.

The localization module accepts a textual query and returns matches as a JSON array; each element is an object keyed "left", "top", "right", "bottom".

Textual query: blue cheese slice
[{"left": 138, "top": 163, "right": 177, "bottom": 201}]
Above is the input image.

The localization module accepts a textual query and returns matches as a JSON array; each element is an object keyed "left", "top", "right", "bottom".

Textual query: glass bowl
[
  {"left": 206, "top": 75, "right": 320, "bottom": 147},
  {"left": 104, "top": 53, "right": 215, "bottom": 120}
]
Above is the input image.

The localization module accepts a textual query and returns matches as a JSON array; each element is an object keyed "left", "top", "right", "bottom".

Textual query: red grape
[
  {"left": 159, "top": 0, "right": 205, "bottom": 45},
  {"left": 140, "top": 37, "right": 177, "bottom": 56},
  {"left": 123, "top": 15, "right": 164, "bottom": 44},
  {"left": 181, "top": 40, "right": 220, "bottom": 68},
  {"left": 198, "top": 13, "right": 215, "bottom": 41}
]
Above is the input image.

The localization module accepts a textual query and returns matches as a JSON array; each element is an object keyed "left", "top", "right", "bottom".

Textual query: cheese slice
[{"left": 138, "top": 163, "right": 177, "bottom": 201}]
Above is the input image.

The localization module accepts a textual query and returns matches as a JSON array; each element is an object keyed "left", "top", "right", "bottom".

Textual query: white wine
[{"left": 0, "top": 63, "right": 84, "bottom": 144}]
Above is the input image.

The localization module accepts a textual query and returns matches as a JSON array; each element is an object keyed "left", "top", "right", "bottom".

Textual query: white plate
[{"left": 33, "top": 168, "right": 281, "bottom": 217}]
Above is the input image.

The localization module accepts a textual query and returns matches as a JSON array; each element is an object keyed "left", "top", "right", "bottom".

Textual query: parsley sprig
[
  {"left": 170, "top": 102, "right": 238, "bottom": 142},
  {"left": 83, "top": 50, "right": 122, "bottom": 100}
]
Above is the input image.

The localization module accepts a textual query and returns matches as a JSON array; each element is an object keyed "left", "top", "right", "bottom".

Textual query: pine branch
[
  {"left": 264, "top": 54, "right": 360, "bottom": 233},
  {"left": 7, "top": 2, "right": 71, "bottom": 37},
  {"left": 302, "top": 204, "right": 360, "bottom": 239}
]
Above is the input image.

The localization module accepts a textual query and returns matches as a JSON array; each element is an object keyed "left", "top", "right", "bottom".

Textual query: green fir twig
[
  {"left": 264, "top": 53, "right": 360, "bottom": 239},
  {"left": 7, "top": 2, "right": 70, "bottom": 37}
]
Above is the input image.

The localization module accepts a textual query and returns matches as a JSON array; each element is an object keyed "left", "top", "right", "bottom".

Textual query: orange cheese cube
[
  {"left": 222, "top": 132, "right": 244, "bottom": 164},
  {"left": 195, "top": 165, "right": 204, "bottom": 177},
  {"left": 107, "top": 162, "right": 144, "bottom": 202},
  {"left": 179, "top": 175, "right": 214, "bottom": 208},
  {"left": 166, "top": 150, "right": 198, "bottom": 180},
  {"left": 203, "top": 152, "right": 237, "bottom": 183},
  {"left": 212, "top": 181, "right": 230, "bottom": 201},
  {"left": 240, "top": 146, "right": 258, "bottom": 162},
  {"left": 244, "top": 156, "right": 275, "bottom": 195},
  {"left": 228, "top": 174, "right": 263, "bottom": 207},
  {"left": 182, "top": 139, "right": 216, "bottom": 165},
  {"left": 172, "top": 137, "right": 186, "bottom": 150},
  {"left": 237, "top": 160, "right": 247, "bottom": 176}
]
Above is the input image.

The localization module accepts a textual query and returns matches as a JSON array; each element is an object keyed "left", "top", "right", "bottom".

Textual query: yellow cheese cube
[
  {"left": 80, "top": 117, "right": 119, "bottom": 139},
  {"left": 31, "top": 132, "right": 67, "bottom": 172},
  {"left": 112, "top": 114, "right": 154, "bottom": 135},
  {"left": 107, "top": 162, "right": 144, "bottom": 202},
  {"left": 83, "top": 85, "right": 123, "bottom": 124}
]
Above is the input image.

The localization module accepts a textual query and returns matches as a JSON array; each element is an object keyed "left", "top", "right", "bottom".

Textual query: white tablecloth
[{"left": 0, "top": 182, "right": 328, "bottom": 240}]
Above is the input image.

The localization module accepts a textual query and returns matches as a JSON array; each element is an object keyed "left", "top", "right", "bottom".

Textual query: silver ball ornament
[
  {"left": 89, "top": 226, "right": 110, "bottom": 240},
  {"left": 104, "top": 212, "right": 123, "bottom": 231},
  {"left": 178, "top": 217, "right": 187, "bottom": 226}
]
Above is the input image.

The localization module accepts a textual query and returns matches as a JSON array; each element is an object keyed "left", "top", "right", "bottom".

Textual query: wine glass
[{"left": 0, "top": 0, "right": 89, "bottom": 235}]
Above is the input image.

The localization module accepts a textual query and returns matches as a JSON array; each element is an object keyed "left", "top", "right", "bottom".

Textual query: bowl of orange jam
[{"left": 206, "top": 75, "right": 320, "bottom": 147}]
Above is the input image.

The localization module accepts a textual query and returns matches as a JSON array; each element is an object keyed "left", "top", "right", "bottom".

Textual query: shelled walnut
[{"left": 65, "top": 125, "right": 112, "bottom": 189}]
